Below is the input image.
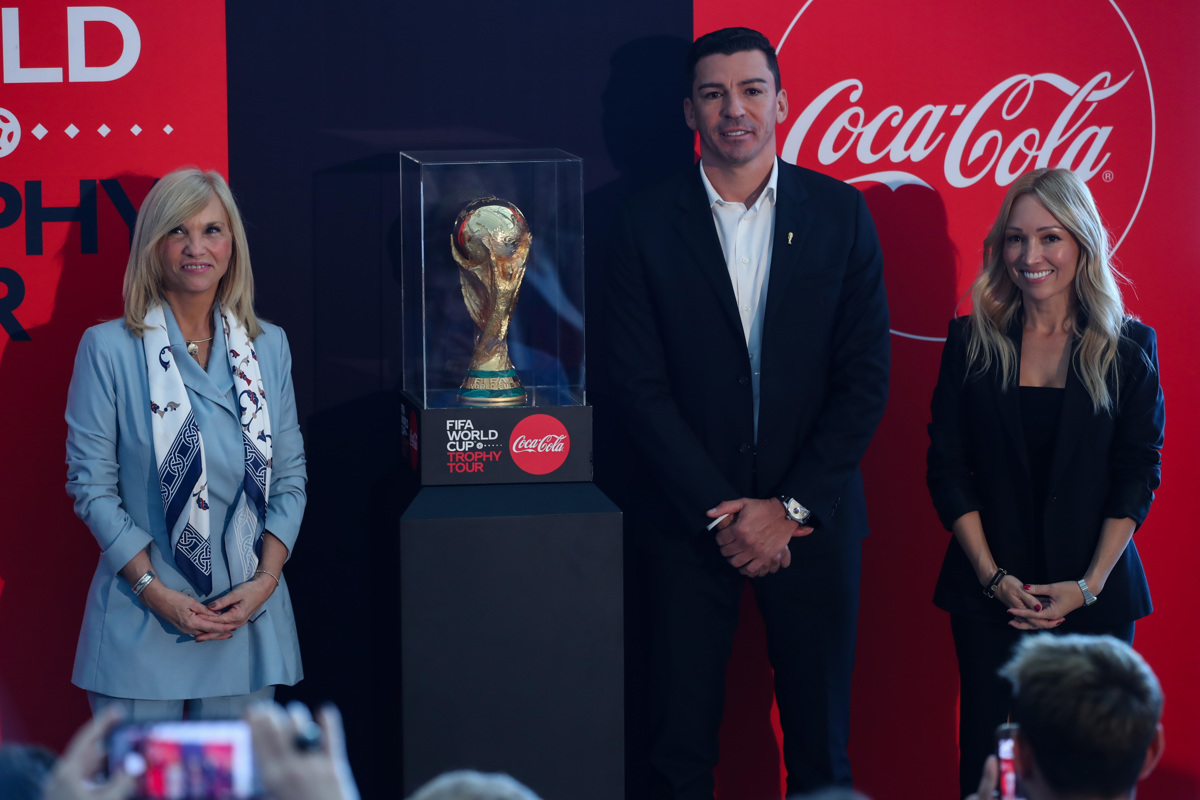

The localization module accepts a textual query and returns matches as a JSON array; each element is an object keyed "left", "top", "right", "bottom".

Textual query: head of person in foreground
[
  {"left": 1003, "top": 633, "right": 1164, "bottom": 800},
  {"left": 408, "top": 769, "right": 543, "bottom": 800}
]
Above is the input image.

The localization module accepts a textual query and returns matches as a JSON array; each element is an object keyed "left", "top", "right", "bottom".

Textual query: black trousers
[
  {"left": 949, "top": 613, "right": 1135, "bottom": 798},
  {"left": 638, "top": 541, "right": 862, "bottom": 800}
]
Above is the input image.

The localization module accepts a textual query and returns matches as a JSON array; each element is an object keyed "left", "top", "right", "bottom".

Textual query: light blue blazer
[{"left": 65, "top": 306, "right": 306, "bottom": 699}]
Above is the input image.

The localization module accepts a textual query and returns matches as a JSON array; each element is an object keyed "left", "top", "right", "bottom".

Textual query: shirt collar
[{"left": 698, "top": 156, "right": 779, "bottom": 211}]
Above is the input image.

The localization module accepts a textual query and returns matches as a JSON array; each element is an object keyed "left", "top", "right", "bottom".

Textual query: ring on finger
[{"left": 295, "top": 720, "right": 322, "bottom": 751}]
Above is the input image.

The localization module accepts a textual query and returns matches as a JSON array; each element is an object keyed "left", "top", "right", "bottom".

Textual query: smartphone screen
[
  {"left": 108, "top": 719, "right": 260, "bottom": 799},
  {"left": 995, "top": 722, "right": 1025, "bottom": 800}
]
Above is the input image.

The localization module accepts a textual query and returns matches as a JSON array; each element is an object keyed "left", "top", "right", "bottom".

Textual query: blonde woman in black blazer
[{"left": 926, "top": 168, "right": 1164, "bottom": 797}]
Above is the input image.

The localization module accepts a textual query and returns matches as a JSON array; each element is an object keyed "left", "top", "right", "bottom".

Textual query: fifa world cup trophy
[{"left": 451, "top": 197, "right": 531, "bottom": 406}]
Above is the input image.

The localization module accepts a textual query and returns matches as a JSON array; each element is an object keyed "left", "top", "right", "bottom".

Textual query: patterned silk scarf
[{"left": 143, "top": 304, "right": 273, "bottom": 596}]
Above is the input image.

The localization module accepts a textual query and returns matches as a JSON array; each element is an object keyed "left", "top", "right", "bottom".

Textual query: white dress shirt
[{"left": 699, "top": 157, "right": 779, "bottom": 440}]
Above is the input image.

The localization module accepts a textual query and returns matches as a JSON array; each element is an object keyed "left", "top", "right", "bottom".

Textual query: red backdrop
[
  {"left": 0, "top": 0, "right": 227, "bottom": 747},
  {"left": 695, "top": 1, "right": 1200, "bottom": 798}
]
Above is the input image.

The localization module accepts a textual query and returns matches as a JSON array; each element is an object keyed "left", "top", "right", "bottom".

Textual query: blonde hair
[
  {"left": 122, "top": 167, "right": 260, "bottom": 338},
  {"left": 966, "top": 168, "right": 1126, "bottom": 412}
]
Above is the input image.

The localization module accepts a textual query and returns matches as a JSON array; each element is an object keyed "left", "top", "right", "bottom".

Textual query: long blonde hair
[
  {"left": 966, "top": 168, "right": 1126, "bottom": 412},
  {"left": 122, "top": 167, "right": 260, "bottom": 338}
]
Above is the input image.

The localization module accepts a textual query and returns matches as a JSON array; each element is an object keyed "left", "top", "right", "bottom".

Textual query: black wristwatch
[{"left": 779, "top": 496, "right": 814, "bottom": 526}]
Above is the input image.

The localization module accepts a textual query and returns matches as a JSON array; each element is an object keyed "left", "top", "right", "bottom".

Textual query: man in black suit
[{"left": 606, "top": 27, "right": 890, "bottom": 799}]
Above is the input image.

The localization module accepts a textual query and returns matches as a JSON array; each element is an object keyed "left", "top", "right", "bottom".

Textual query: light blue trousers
[{"left": 88, "top": 686, "right": 275, "bottom": 721}]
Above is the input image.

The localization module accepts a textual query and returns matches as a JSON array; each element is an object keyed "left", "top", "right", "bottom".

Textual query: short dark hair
[
  {"left": 1001, "top": 634, "right": 1162, "bottom": 797},
  {"left": 0, "top": 744, "right": 57, "bottom": 800},
  {"left": 685, "top": 27, "right": 781, "bottom": 97}
]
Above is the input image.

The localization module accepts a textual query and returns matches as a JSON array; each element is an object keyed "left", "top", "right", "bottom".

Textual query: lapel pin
[{"left": 787, "top": 232, "right": 794, "bottom": 245}]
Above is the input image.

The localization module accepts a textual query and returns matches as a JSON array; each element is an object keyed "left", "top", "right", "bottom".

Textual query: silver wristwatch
[
  {"left": 779, "top": 496, "right": 812, "bottom": 525},
  {"left": 1077, "top": 578, "right": 1098, "bottom": 606}
]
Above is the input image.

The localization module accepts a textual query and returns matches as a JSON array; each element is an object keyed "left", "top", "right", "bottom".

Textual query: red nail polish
[
  {"left": 1023, "top": 585, "right": 1031, "bottom": 590},
  {"left": 1057, "top": 619, "right": 1065, "bottom": 626}
]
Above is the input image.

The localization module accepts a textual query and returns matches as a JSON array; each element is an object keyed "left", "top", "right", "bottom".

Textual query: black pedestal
[{"left": 399, "top": 482, "right": 623, "bottom": 799}]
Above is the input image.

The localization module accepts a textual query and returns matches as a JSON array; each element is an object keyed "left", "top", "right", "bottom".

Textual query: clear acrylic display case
[{"left": 399, "top": 149, "right": 585, "bottom": 409}]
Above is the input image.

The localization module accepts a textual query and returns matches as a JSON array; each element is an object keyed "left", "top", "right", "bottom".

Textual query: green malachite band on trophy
[
  {"left": 459, "top": 388, "right": 526, "bottom": 399},
  {"left": 465, "top": 368, "right": 519, "bottom": 379}
]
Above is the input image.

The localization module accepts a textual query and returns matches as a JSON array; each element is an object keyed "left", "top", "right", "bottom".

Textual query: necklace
[{"left": 186, "top": 337, "right": 214, "bottom": 358}]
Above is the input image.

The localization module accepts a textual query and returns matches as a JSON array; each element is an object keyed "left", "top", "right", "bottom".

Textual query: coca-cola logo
[
  {"left": 752, "top": 0, "right": 1155, "bottom": 340},
  {"left": 783, "top": 72, "right": 1131, "bottom": 190},
  {"left": 509, "top": 414, "right": 571, "bottom": 475}
]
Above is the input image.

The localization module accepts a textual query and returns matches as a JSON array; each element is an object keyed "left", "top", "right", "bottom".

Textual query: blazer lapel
[
  {"left": 673, "top": 170, "right": 746, "bottom": 339},
  {"left": 162, "top": 305, "right": 238, "bottom": 415},
  {"left": 763, "top": 162, "right": 813, "bottom": 326},
  {"left": 175, "top": 344, "right": 236, "bottom": 414}
]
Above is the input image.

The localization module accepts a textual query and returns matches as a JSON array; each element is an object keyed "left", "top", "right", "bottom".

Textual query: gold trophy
[{"left": 451, "top": 197, "right": 531, "bottom": 406}]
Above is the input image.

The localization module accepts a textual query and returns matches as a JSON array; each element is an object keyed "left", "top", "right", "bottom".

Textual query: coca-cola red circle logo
[
  {"left": 509, "top": 414, "right": 571, "bottom": 475},
  {"left": 698, "top": 0, "right": 1155, "bottom": 340}
]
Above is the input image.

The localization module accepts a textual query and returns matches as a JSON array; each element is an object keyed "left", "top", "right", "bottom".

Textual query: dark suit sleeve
[
  {"left": 605, "top": 202, "right": 740, "bottom": 529},
  {"left": 1103, "top": 322, "right": 1165, "bottom": 526},
  {"left": 926, "top": 318, "right": 981, "bottom": 531},
  {"left": 776, "top": 191, "right": 890, "bottom": 525}
]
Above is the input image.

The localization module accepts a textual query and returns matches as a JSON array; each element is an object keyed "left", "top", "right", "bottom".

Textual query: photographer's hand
[
  {"left": 43, "top": 707, "right": 136, "bottom": 800},
  {"left": 964, "top": 754, "right": 998, "bottom": 800},
  {"left": 248, "top": 701, "right": 360, "bottom": 800}
]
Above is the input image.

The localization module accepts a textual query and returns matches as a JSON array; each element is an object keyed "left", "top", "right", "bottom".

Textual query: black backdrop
[{"left": 226, "top": 3, "right": 692, "bottom": 795}]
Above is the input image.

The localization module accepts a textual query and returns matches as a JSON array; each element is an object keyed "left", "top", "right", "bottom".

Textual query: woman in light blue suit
[{"left": 65, "top": 167, "right": 306, "bottom": 719}]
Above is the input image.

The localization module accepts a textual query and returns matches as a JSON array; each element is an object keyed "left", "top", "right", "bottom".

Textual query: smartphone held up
[
  {"left": 995, "top": 722, "right": 1025, "bottom": 800},
  {"left": 108, "top": 719, "right": 260, "bottom": 800}
]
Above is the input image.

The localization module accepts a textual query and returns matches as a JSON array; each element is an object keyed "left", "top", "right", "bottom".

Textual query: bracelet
[
  {"left": 132, "top": 571, "right": 156, "bottom": 596},
  {"left": 255, "top": 569, "right": 280, "bottom": 587},
  {"left": 983, "top": 568, "right": 1008, "bottom": 599}
]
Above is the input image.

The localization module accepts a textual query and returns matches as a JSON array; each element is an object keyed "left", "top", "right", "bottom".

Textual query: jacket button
[
  {"left": 738, "top": 375, "right": 749, "bottom": 386},
  {"left": 739, "top": 443, "right": 751, "bottom": 454}
]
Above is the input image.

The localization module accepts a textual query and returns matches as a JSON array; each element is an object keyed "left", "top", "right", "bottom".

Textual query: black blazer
[
  {"left": 927, "top": 316, "right": 1165, "bottom": 624},
  {"left": 606, "top": 160, "right": 890, "bottom": 561}
]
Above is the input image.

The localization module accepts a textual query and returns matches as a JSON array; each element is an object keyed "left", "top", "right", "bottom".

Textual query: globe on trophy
[{"left": 451, "top": 197, "right": 531, "bottom": 406}]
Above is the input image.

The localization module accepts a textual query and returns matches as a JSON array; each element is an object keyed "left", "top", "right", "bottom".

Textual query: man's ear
[
  {"left": 683, "top": 97, "right": 697, "bottom": 131},
  {"left": 1139, "top": 723, "right": 1165, "bottom": 781}
]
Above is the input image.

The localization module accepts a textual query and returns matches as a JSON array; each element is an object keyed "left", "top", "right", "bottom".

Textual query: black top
[{"left": 1020, "top": 385, "right": 1064, "bottom": 583}]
